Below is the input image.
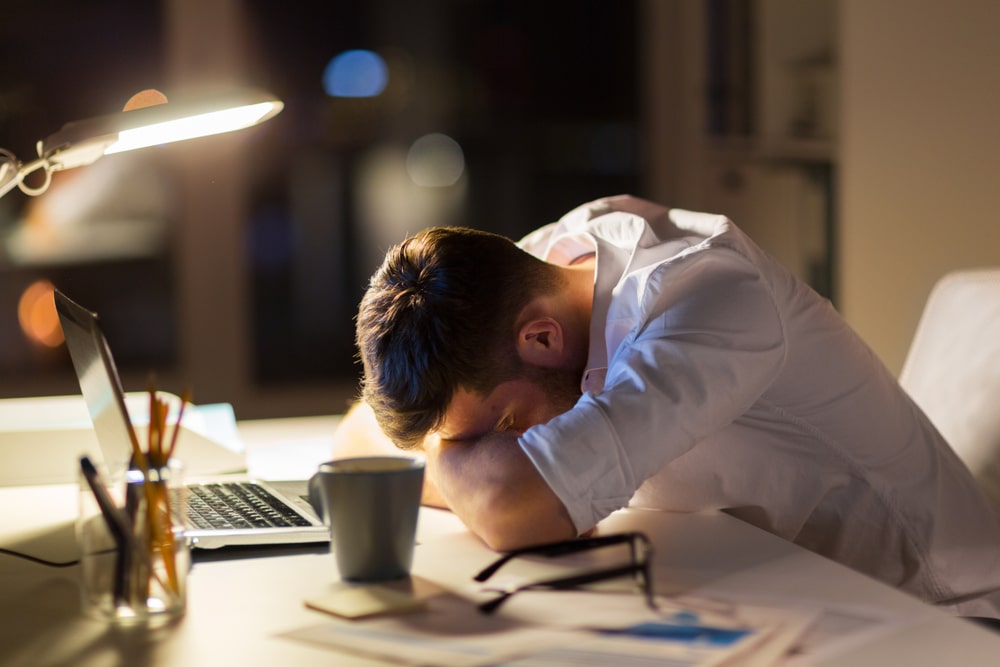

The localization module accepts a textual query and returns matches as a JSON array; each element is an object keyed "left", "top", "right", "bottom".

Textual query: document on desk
[
  {"left": 0, "top": 393, "right": 245, "bottom": 485},
  {"left": 284, "top": 592, "right": 576, "bottom": 667},
  {"left": 281, "top": 588, "right": 813, "bottom": 667},
  {"left": 486, "top": 592, "right": 816, "bottom": 667},
  {"left": 776, "top": 601, "right": 916, "bottom": 665}
]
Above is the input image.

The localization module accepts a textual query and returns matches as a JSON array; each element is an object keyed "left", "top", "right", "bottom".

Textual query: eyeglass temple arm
[
  {"left": 474, "top": 532, "right": 646, "bottom": 582},
  {"left": 478, "top": 562, "right": 644, "bottom": 614}
]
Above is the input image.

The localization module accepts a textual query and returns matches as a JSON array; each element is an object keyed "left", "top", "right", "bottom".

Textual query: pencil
[{"left": 165, "top": 388, "right": 191, "bottom": 462}]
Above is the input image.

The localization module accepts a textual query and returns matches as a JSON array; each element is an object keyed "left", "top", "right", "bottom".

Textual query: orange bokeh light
[{"left": 17, "top": 280, "right": 65, "bottom": 348}]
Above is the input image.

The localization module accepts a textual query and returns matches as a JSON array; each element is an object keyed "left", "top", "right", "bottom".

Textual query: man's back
[
  {"left": 520, "top": 195, "right": 1000, "bottom": 618},
  {"left": 637, "top": 236, "right": 1000, "bottom": 615}
]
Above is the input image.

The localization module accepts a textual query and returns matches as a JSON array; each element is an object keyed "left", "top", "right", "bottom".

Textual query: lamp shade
[
  {"left": 0, "top": 88, "right": 284, "bottom": 199},
  {"left": 40, "top": 88, "right": 284, "bottom": 170}
]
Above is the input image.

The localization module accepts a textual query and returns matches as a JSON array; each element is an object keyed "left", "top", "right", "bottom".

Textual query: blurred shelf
[{"left": 707, "top": 135, "right": 836, "bottom": 165}]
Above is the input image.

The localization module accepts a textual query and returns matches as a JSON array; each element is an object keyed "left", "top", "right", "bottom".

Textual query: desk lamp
[{"left": 0, "top": 88, "right": 283, "bottom": 200}]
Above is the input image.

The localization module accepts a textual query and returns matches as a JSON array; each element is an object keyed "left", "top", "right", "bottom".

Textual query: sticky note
[{"left": 305, "top": 586, "right": 428, "bottom": 620}]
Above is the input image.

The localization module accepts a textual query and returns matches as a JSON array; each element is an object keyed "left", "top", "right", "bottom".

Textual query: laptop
[{"left": 54, "top": 288, "right": 329, "bottom": 549}]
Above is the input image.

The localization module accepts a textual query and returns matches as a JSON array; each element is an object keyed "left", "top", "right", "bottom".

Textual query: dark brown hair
[{"left": 356, "top": 226, "right": 562, "bottom": 449}]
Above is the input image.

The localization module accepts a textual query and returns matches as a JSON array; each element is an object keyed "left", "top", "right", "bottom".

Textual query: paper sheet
[
  {"left": 779, "top": 602, "right": 914, "bottom": 665},
  {"left": 282, "top": 589, "right": 813, "bottom": 667},
  {"left": 284, "top": 593, "right": 575, "bottom": 667}
]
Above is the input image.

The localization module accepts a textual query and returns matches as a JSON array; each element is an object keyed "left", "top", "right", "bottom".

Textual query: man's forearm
[{"left": 424, "top": 432, "right": 576, "bottom": 551}]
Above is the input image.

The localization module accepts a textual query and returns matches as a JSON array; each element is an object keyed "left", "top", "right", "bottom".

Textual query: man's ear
[{"left": 516, "top": 317, "right": 564, "bottom": 367}]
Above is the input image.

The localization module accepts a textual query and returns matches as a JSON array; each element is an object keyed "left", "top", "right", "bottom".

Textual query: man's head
[{"left": 356, "top": 226, "right": 581, "bottom": 449}]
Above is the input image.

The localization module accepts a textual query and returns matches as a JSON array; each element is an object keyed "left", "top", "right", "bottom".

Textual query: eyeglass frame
[{"left": 473, "top": 531, "right": 656, "bottom": 614}]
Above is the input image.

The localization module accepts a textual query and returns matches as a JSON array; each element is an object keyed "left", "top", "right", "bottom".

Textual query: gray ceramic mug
[{"left": 308, "top": 456, "right": 425, "bottom": 581}]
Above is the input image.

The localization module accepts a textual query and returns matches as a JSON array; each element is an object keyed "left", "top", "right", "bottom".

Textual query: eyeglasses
[{"left": 473, "top": 531, "right": 656, "bottom": 614}]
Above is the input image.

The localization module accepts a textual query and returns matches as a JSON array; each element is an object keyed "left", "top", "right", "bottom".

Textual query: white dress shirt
[{"left": 517, "top": 195, "right": 1000, "bottom": 618}]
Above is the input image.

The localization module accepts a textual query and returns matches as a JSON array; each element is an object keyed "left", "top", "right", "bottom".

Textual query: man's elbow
[
  {"left": 428, "top": 432, "right": 578, "bottom": 551},
  {"left": 470, "top": 492, "right": 577, "bottom": 552}
]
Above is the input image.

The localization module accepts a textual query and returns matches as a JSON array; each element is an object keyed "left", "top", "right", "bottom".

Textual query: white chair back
[{"left": 899, "top": 269, "right": 1000, "bottom": 507}]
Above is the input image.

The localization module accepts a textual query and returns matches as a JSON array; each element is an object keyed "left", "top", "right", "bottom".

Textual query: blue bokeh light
[{"left": 323, "top": 50, "right": 389, "bottom": 98}]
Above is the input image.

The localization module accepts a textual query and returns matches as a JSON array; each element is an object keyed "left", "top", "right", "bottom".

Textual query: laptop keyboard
[{"left": 185, "top": 482, "right": 314, "bottom": 530}]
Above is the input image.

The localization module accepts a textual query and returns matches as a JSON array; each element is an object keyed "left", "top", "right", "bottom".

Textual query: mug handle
[{"left": 307, "top": 473, "right": 328, "bottom": 524}]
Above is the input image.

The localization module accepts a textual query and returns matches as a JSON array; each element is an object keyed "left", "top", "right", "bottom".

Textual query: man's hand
[{"left": 423, "top": 431, "right": 576, "bottom": 551}]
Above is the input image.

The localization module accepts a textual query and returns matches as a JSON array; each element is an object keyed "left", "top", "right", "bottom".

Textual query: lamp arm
[
  {"left": 0, "top": 148, "right": 53, "bottom": 199},
  {"left": 0, "top": 149, "right": 22, "bottom": 199}
]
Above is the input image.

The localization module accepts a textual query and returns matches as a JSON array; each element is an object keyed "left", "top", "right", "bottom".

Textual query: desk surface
[{"left": 3, "top": 416, "right": 1000, "bottom": 666}]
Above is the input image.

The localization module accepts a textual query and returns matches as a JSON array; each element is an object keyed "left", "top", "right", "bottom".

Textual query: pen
[{"left": 80, "top": 456, "right": 134, "bottom": 606}]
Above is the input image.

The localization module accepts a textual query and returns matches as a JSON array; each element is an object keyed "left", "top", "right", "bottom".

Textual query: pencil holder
[{"left": 77, "top": 459, "right": 189, "bottom": 624}]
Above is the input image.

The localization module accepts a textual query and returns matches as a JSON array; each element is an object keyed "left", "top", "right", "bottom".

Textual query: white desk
[{"left": 3, "top": 416, "right": 1000, "bottom": 666}]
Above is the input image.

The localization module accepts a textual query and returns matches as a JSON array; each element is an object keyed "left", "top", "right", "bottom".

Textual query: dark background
[{"left": 0, "top": 1, "right": 643, "bottom": 400}]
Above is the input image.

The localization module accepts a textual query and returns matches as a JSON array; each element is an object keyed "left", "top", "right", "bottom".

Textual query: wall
[{"left": 839, "top": 0, "right": 1000, "bottom": 373}]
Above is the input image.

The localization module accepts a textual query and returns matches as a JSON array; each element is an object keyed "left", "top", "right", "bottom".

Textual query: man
[{"left": 334, "top": 194, "right": 1000, "bottom": 619}]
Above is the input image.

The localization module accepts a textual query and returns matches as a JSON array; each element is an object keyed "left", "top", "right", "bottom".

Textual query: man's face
[{"left": 437, "top": 365, "right": 582, "bottom": 442}]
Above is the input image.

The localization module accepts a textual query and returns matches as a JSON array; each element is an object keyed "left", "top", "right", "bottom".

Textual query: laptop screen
[{"left": 54, "top": 289, "right": 139, "bottom": 474}]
